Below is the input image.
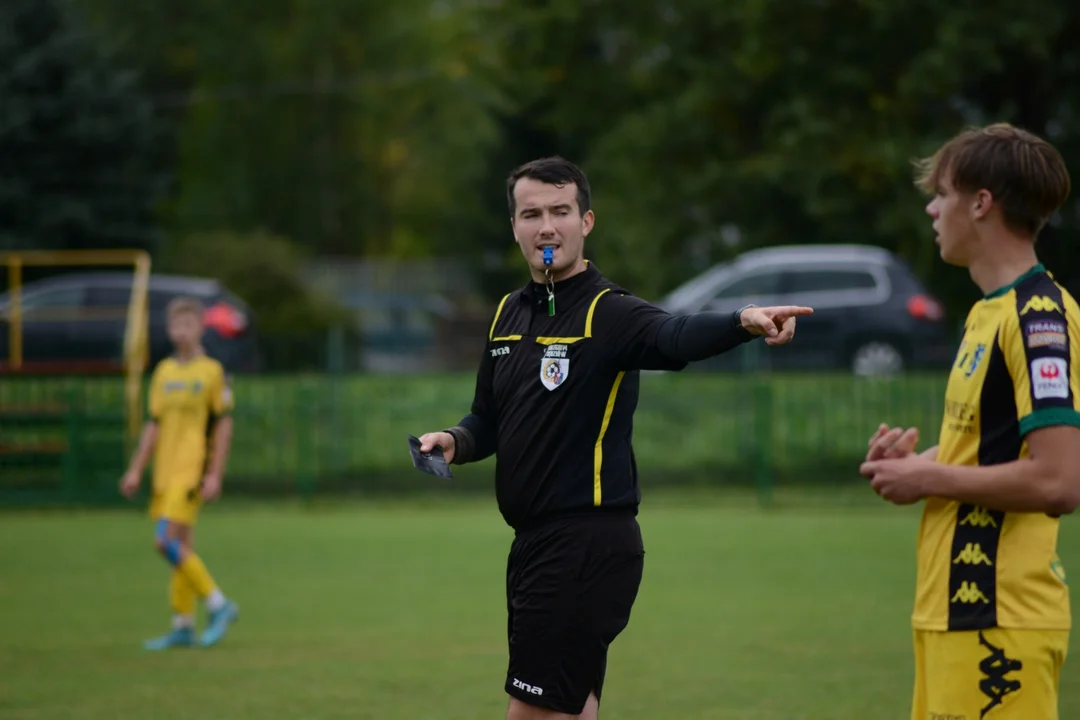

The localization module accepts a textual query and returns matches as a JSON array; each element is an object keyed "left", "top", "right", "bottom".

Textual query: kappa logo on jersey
[
  {"left": 1020, "top": 295, "right": 1062, "bottom": 315},
  {"left": 1031, "top": 357, "right": 1069, "bottom": 399},
  {"left": 959, "top": 507, "right": 998, "bottom": 529},
  {"left": 540, "top": 344, "right": 569, "bottom": 391},
  {"left": 953, "top": 542, "right": 993, "bottom": 566},
  {"left": 952, "top": 581, "right": 990, "bottom": 605}
]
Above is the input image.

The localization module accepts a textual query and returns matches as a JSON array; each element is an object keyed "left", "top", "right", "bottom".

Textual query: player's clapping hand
[
  {"left": 739, "top": 306, "right": 815, "bottom": 346},
  {"left": 417, "top": 432, "right": 456, "bottom": 463},
  {"left": 201, "top": 472, "right": 223, "bottom": 502},
  {"left": 864, "top": 423, "right": 920, "bottom": 463},
  {"left": 119, "top": 470, "right": 140, "bottom": 498},
  {"left": 860, "top": 424, "right": 926, "bottom": 504},
  {"left": 860, "top": 454, "right": 933, "bottom": 505}
]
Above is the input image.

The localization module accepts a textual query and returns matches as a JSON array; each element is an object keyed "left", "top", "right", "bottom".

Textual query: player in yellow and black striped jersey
[{"left": 861, "top": 123, "right": 1080, "bottom": 720}]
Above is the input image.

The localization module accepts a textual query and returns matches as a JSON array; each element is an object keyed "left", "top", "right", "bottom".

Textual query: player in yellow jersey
[
  {"left": 860, "top": 123, "right": 1080, "bottom": 719},
  {"left": 120, "top": 296, "right": 240, "bottom": 649}
]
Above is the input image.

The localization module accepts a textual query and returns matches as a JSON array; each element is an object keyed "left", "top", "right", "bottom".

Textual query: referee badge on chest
[{"left": 540, "top": 343, "right": 570, "bottom": 391}]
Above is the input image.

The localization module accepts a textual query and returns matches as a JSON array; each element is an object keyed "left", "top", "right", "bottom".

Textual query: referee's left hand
[{"left": 739, "top": 306, "right": 814, "bottom": 345}]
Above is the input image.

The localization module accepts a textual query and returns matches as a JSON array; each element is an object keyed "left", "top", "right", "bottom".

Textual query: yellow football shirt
[
  {"left": 148, "top": 354, "right": 233, "bottom": 491},
  {"left": 913, "top": 264, "right": 1077, "bottom": 632}
]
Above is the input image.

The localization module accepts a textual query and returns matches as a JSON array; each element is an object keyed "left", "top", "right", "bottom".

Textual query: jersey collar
[
  {"left": 519, "top": 261, "right": 602, "bottom": 310},
  {"left": 983, "top": 263, "right": 1046, "bottom": 300}
]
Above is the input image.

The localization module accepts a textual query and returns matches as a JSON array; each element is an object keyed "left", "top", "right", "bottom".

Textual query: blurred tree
[
  {"left": 482, "top": 0, "right": 1080, "bottom": 318},
  {"left": 160, "top": 230, "right": 357, "bottom": 372},
  {"left": 0, "top": 0, "right": 169, "bottom": 256},
  {"left": 71, "top": 0, "right": 1080, "bottom": 322},
  {"left": 78, "top": 0, "right": 507, "bottom": 262}
]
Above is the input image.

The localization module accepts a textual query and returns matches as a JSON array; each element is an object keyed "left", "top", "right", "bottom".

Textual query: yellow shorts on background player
[{"left": 119, "top": 296, "right": 239, "bottom": 650}]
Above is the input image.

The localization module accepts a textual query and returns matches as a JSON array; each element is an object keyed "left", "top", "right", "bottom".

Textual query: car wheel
[{"left": 851, "top": 341, "right": 905, "bottom": 377}]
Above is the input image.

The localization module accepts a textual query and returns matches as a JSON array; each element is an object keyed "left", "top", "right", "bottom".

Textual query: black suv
[
  {"left": 657, "top": 244, "right": 955, "bottom": 375},
  {"left": 0, "top": 272, "right": 260, "bottom": 374}
]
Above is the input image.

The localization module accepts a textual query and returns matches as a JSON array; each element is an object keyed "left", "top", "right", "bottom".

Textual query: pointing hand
[{"left": 739, "top": 306, "right": 815, "bottom": 346}]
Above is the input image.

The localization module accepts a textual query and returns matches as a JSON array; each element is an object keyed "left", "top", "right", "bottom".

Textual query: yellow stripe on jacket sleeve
[
  {"left": 584, "top": 289, "right": 612, "bottom": 338},
  {"left": 593, "top": 371, "right": 625, "bottom": 505},
  {"left": 489, "top": 293, "right": 512, "bottom": 341}
]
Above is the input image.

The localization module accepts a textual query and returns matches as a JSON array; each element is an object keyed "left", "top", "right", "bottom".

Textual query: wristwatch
[{"left": 733, "top": 304, "right": 757, "bottom": 337}]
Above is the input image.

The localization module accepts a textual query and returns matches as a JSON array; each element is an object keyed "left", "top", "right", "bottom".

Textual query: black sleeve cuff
[{"left": 445, "top": 425, "right": 475, "bottom": 465}]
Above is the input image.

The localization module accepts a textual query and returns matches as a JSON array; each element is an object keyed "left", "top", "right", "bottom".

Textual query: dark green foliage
[{"left": 0, "top": 0, "right": 168, "bottom": 256}]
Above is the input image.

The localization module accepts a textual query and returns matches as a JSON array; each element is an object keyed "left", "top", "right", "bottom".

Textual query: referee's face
[{"left": 512, "top": 177, "right": 594, "bottom": 282}]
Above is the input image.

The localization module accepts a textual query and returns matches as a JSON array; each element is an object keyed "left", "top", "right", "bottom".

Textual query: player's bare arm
[
  {"left": 861, "top": 425, "right": 1080, "bottom": 514},
  {"left": 202, "top": 415, "right": 234, "bottom": 501},
  {"left": 120, "top": 420, "right": 158, "bottom": 498}
]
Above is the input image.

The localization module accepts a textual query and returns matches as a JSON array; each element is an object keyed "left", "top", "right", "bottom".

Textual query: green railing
[{"left": 0, "top": 367, "right": 947, "bottom": 508}]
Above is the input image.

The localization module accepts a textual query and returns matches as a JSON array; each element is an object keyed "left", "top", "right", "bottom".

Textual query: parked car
[
  {"left": 0, "top": 272, "right": 260, "bottom": 374},
  {"left": 657, "top": 244, "right": 955, "bottom": 375}
]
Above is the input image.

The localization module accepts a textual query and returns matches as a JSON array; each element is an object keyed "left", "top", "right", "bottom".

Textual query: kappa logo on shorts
[
  {"left": 512, "top": 678, "right": 543, "bottom": 696},
  {"left": 540, "top": 344, "right": 569, "bottom": 391},
  {"left": 978, "top": 631, "right": 1022, "bottom": 717}
]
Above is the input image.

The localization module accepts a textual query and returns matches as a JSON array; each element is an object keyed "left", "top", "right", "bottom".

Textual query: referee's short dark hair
[{"left": 506, "top": 156, "right": 592, "bottom": 217}]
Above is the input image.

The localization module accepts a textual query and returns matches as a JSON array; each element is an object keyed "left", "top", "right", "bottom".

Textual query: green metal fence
[{"left": 0, "top": 366, "right": 948, "bottom": 509}]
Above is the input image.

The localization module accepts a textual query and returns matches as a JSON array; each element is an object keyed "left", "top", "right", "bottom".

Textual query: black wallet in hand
[{"left": 407, "top": 434, "right": 454, "bottom": 480}]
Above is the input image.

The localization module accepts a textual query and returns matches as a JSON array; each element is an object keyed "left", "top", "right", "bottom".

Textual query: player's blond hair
[
  {"left": 913, "top": 122, "right": 1071, "bottom": 238},
  {"left": 166, "top": 296, "right": 204, "bottom": 321}
]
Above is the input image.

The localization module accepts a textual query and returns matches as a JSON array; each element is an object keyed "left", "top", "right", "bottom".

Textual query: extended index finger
[{"left": 770, "top": 306, "right": 814, "bottom": 317}]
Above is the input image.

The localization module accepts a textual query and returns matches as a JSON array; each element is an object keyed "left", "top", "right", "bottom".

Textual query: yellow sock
[
  {"left": 177, "top": 552, "right": 217, "bottom": 598},
  {"left": 170, "top": 569, "right": 196, "bottom": 617}
]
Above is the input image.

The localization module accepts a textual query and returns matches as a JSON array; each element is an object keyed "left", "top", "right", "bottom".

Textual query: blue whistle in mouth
[{"left": 543, "top": 247, "right": 554, "bottom": 266}]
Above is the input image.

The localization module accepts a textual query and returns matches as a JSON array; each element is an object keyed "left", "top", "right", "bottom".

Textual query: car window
[
  {"left": 785, "top": 269, "right": 877, "bottom": 293},
  {"left": 16, "top": 287, "right": 86, "bottom": 319},
  {"left": 86, "top": 287, "right": 133, "bottom": 307},
  {"left": 712, "top": 272, "right": 781, "bottom": 300}
]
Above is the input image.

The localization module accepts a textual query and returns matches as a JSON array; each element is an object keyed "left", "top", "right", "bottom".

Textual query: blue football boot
[
  {"left": 143, "top": 626, "right": 195, "bottom": 650},
  {"left": 199, "top": 600, "right": 239, "bottom": 647}
]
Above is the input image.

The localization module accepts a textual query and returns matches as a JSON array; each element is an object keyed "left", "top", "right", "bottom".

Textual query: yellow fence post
[
  {"left": 0, "top": 249, "right": 151, "bottom": 445},
  {"left": 7, "top": 257, "right": 21, "bottom": 370}
]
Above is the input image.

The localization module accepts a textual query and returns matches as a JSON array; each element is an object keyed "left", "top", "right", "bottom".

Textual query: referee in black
[{"left": 417, "top": 157, "right": 812, "bottom": 720}]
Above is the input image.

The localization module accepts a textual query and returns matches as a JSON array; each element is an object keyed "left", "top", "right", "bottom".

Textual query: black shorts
[{"left": 504, "top": 510, "right": 645, "bottom": 714}]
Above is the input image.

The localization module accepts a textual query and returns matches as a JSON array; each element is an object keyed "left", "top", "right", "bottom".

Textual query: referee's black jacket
[{"left": 446, "top": 261, "right": 756, "bottom": 532}]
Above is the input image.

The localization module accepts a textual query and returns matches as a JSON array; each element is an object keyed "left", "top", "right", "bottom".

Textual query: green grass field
[{"left": 2, "top": 492, "right": 1077, "bottom": 719}]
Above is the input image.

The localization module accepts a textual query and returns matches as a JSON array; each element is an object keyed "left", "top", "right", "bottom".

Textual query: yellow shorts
[
  {"left": 911, "top": 627, "right": 1069, "bottom": 720},
  {"left": 149, "top": 481, "right": 203, "bottom": 526}
]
